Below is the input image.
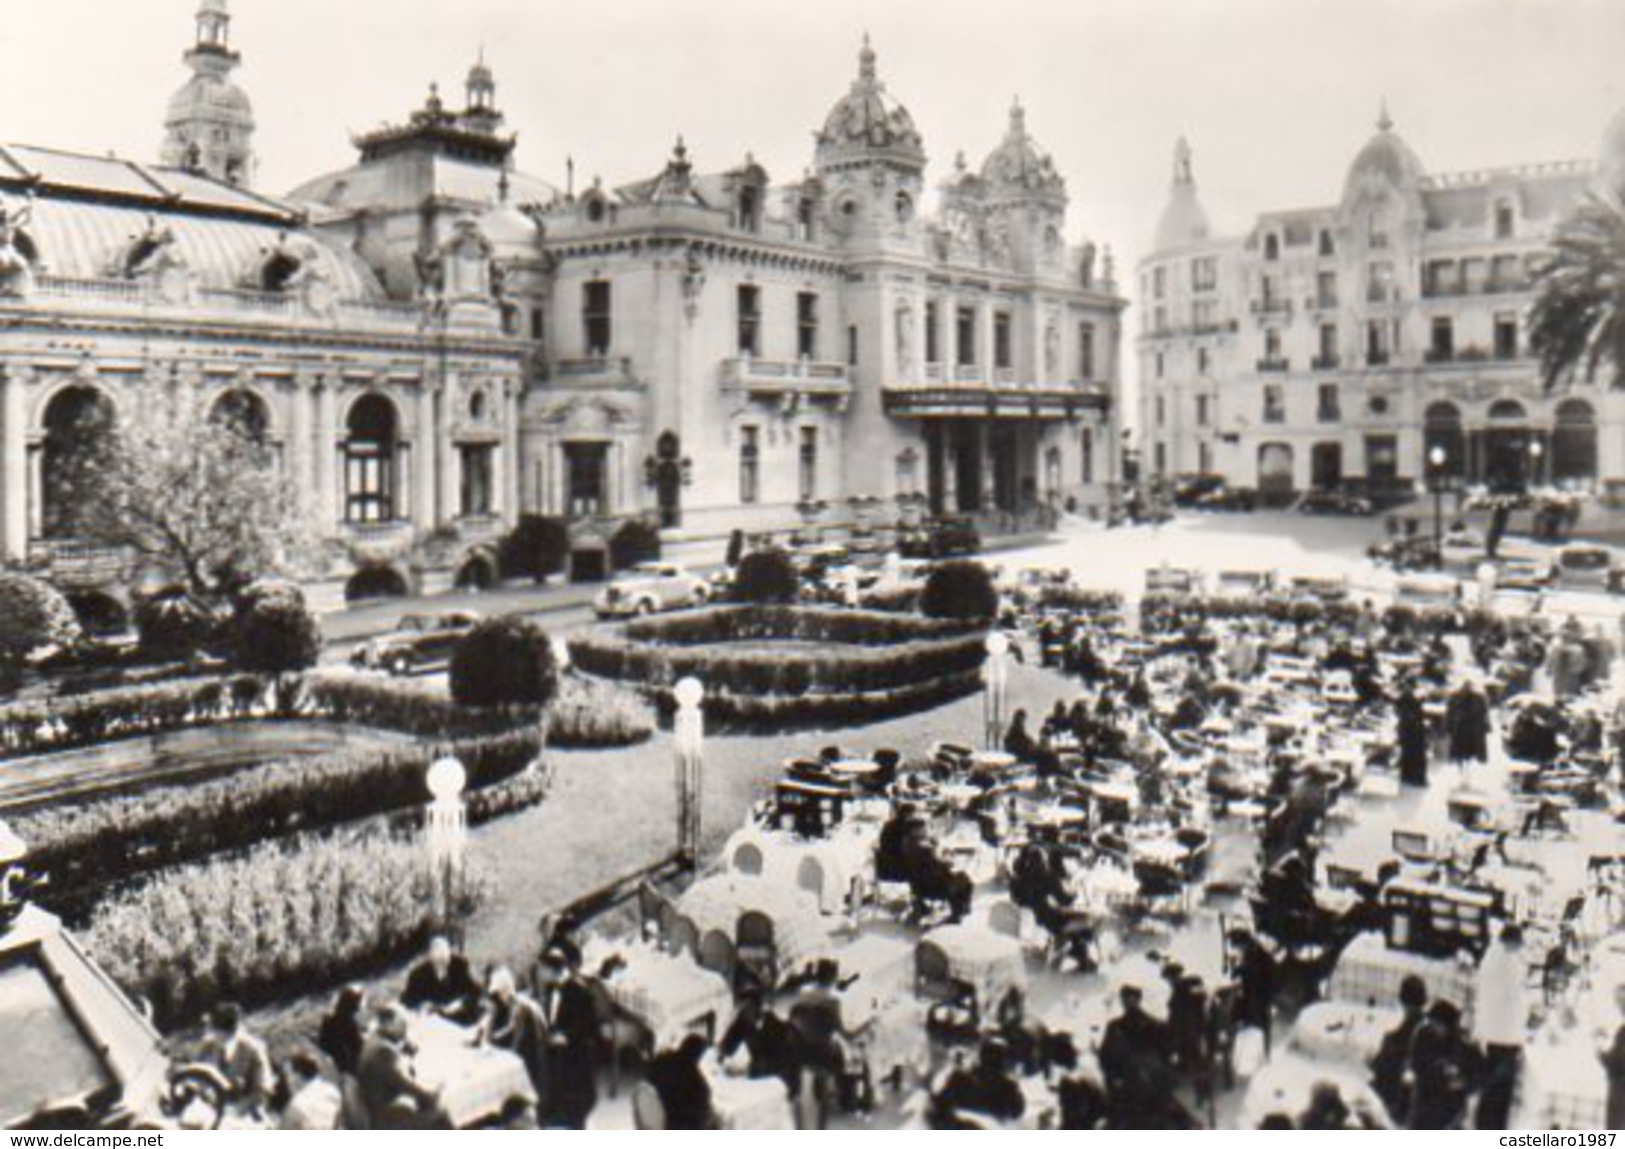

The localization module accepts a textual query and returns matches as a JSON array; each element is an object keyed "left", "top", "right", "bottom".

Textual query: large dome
[
  {"left": 813, "top": 36, "right": 924, "bottom": 172},
  {"left": 1343, "top": 106, "right": 1425, "bottom": 201},
  {"left": 979, "top": 100, "right": 1065, "bottom": 202}
]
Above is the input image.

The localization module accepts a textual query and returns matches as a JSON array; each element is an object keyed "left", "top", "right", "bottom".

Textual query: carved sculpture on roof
[
  {"left": 0, "top": 195, "right": 37, "bottom": 298},
  {"left": 110, "top": 214, "right": 189, "bottom": 285}
]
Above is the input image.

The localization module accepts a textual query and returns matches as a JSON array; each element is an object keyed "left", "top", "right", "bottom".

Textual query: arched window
[
  {"left": 1553, "top": 397, "right": 1597, "bottom": 483},
  {"left": 344, "top": 394, "right": 399, "bottom": 523},
  {"left": 40, "top": 385, "right": 114, "bottom": 540},
  {"left": 894, "top": 190, "right": 914, "bottom": 225},
  {"left": 211, "top": 389, "right": 270, "bottom": 446},
  {"left": 1263, "top": 233, "right": 1280, "bottom": 261},
  {"left": 737, "top": 184, "right": 761, "bottom": 232}
]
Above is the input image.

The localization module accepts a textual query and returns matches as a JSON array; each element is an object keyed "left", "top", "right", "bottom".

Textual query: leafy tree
[
  {"left": 230, "top": 580, "right": 321, "bottom": 675},
  {"left": 1530, "top": 186, "right": 1625, "bottom": 392},
  {"left": 0, "top": 571, "right": 82, "bottom": 673},
  {"left": 133, "top": 588, "right": 218, "bottom": 662},
  {"left": 920, "top": 560, "right": 999, "bottom": 621},
  {"left": 731, "top": 548, "right": 799, "bottom": 605},
  {"left": 53, "top": 384, "right": 313, "bottom": 606},
  {"left": 500, "top": 515, "right": 570, "bottom": 583},
  {"left": 610, "top": 518, "right": 663, "bottom": 570},
  {"left": 449, "top": 615, "right": 558, "bottom": 708}
]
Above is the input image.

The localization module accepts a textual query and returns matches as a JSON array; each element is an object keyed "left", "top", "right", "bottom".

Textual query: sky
[{"left": 3, "top": 0, "right": 1624, "bottom": 386}]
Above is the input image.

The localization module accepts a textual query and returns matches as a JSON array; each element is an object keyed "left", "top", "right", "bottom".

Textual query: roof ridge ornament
[{"left": 1377, "top": 98, "right": 1394, "bottom": 134}]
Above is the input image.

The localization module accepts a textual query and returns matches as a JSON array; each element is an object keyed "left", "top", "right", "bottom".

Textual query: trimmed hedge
[
  {"left": 449, "top": 616, "right": 559, "bottom": 709},
  {"left": 651, "top": 667, "right": 984, "bottom": 733},
  {"left": 85, "top": 825, "right": 486, "bottom": 1029},
  {"left": 731, "top": 548, "right": 800, "bottom": 604},
  {"left": 921, "top": 560, "right": 999, "bottom": 621},
  {"left": 570, "top": 606, "right": 986, "bottom": 697}
]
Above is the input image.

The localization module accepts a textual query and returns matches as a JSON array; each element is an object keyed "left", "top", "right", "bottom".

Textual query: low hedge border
[
  {"left": 649, "top": 667, "right": 986, "bottom": 733},
  {"left": 569, "top": 605, "right": 986, "bottom": 698}
]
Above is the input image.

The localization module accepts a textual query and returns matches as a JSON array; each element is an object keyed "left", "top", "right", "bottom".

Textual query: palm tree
[{"left": 1530, "top": 184, "right": 1625, "bottom": 392}]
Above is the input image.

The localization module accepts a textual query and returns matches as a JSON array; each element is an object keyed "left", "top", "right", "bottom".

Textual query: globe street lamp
[
  {"left": 984, "top": 631, "right": 1011, "bottom": 751},
  {"left": 672, "top": 677, "right": 705, "bottom": 869},
  {"left": 1528, "top": 438, "right": 1544, "bottom": 493},
  {"left": 1427, "top": 444, "right": 1448, "bottom": 570},
  {"left": 425, "top": 756, "right": 467, "bottom": 938}
]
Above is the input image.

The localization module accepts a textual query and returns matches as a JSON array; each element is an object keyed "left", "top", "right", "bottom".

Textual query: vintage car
[
  {"left": 350, "top": 610, "right": 482, "bottom": 675},
  {"left": 592, "top": 562, "right": 711, "bottom": 619},
  {"left": 896, "top": 516, "right": 982, "bottom": 559},
  {"left": 1553, "top": 544, "right": 1625, "bottom": 593}
]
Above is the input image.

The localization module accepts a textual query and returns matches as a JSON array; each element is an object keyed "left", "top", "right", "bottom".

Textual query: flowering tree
[{"left": 57, "top": 384, "right": 314, "bottom": 606}]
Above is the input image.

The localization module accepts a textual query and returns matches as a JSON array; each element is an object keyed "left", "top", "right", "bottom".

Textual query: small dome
[
  {"left": 1602, "top": 105, "right": 1625, "bottom": 190},
  {"left": 1343, "top": 104, "right": 1425, "bottom": 201},
  {"left": 1152, "top": 137, "right": 1211, "bottom": 251},
  {"left": 167, "top": 74, "right": 253, "bottom": 122},
  {"left": 814, "top": 36, "right": 925, "bottom": 172},
  {"left": 979, "top": 100, "right": 1065, "bottom": 201},
  {"left": 480, "top": 202, "right": 538, "bottom": 254}
]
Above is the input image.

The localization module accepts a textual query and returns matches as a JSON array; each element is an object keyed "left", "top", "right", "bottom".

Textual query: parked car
[
  {"left": 1194, "top": 484, "right": 1258, "bottom": 512},
  {"left": 1553, "top": 544, "right": 1625, "bottom": 593},
  {"left": 1290, "top": 574, "right": 1351, "bottom": 603},
  {"left": 1493, "top": 555, "right": 1556, "bottom": 592},
  {"left": 593, "top": 562, "right": 711, "bottom": 619},
  {"left": 1171, "top": 473, "right": 1226, "bottom": 508},
  {"left": 1297, "top": 489, "right": 1375, "bottom": 516},
  {"left": 1145, "top": 566, "right": 1203, "bottom": 596},
  {"left": 1393, "top": 573, "right": 1460, "bottom": 610},
  {"left": 896, "top": 516, "right": 981, "bottom": 559},
  {"left": 1213, "top": 569, "right": 1276, "bottom": 600},
  {"left": 350, "top": 610, "right": 482, "bottom": 675}
]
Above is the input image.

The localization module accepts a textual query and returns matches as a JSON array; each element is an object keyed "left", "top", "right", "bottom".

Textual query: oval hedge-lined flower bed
[{"left": 568, "top": 605, "right": 988, "bottom": 731}]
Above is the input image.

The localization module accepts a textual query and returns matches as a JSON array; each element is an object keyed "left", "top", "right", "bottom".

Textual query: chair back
[
  {"left": 987, "top": 900, "right": 1022, "bottom": 939},
  {"left": 915, "top": 939, "right": 953, "bottom": 994},
  {"left": 697, "top": 930, "right": 737, "bottom": 982},
  {"left": 796, "top": 854, "right": 827, "bottom": 901},
  {"left": 631, "top": 1082, "right": 667, "bottom": 1130},
  {"left": 668, "top": 914, "right": 700, "bottom": 958},
  {"left": 657, "top": 897, "right": 681, "bottom": 942},
  {"left": 732, "top": 841, "right": 765, "bottom": 876},
  {"left": 736, "top": 910, "right": 775, "bottom": 949},
  {"left": 637, "top": 882, "right": 665, "bottom": 933}
]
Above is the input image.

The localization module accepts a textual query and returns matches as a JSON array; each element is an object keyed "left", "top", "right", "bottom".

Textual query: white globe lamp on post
[
  {"left": 673, "top": 677, "right": 705, "bottom": 870},
  {"left": 984, "top": 631, "right": 1011, "bottom": 751},
  {"left": 425, "top": 756, "right": 467, "bottom": 934}
]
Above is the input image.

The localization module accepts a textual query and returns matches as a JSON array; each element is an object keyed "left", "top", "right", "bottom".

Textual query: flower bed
[
  {"left": 568, "top": 605, "right": 987, "bottom": 731},
  {"left": 85, "top": 825, "right": 485, "bottom": 1029}
]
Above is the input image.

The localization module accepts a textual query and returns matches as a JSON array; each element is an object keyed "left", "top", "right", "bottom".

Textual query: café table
[
  {"left": 676, "top": 873, "right": 835, "bottom": 976},
  {"left": 1289, "top": 1000, "right": 1399, "bottom": 1066},
  {"left": 707, "top": 1068, "right": 795, "bottom": 1130},
  {"left": 922, "top": 923, "right": 1026, "bottom": 1013},
  {"left": 407, "top": 1014, "right": 534, "bottom": 1128},
  {"left": 1326, "top": 932, "right": 1476, "bottom": 1025},
  {"left": 1239, "top": 1054, "right": 1391, "bottom": 1129},
  {"left": 594, "top": 941, "right": 734, "bottom": 1050}
]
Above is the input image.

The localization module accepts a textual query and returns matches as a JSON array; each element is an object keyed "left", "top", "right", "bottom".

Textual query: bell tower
[{"left": 161, "top": 0, "right": 256, "bottom": 187}]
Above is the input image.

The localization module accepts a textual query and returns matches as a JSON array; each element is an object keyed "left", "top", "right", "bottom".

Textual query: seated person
[
  {"left": 401, "top": 935, "right": 481, "bottom": 1024},
  {"left": 646, "top": 1034, "right": 718, "bottom": 1130},
  {"left": 202, "top": 1002, "right": 274, "bottom": 1119},
  {"left": 874, "top": 804, "right": 920, "bottom": 885},
  {"left": 719, "top": 993, "right": 800, "bottom": 1093},
  {"left": 317, "top": 985, "right": 368, "bottom": 1078},
  {"left": 900, "top": 825, "right": 973, "bottom": 922},
  {"left": 1099, "top": 985, "right": 1192, "bottom": 1129},
  {"left": 929, "top": 1038, "right": 1025, "bottom": 1128},
  {"left": 356, "top": 1004, "right": 451, "bottom": 1130},
  {"left": 1008, "top": 844, "right": 1094, "bottom": 970},
  {"left": 281, "top": 1053, "right": 341, "bottom": 1131},
  {"left": 1299, "top": 1080, "right": 1387, "bottom": 1130}
]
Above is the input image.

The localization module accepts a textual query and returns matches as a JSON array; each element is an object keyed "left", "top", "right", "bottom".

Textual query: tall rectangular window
[
  {"left": 739, "top": 426, "right": 760, "bottom": 504},
  {"left": 1191, "top": 257, "right": 1217, "bottom": 292},
  {"left": 1195, "top": 395, "right": 1210, "bottom": 426},
  {"left": 1262, "top": 384, "right": 1285, "bottom": 424},
  {"left": 1318, "top": 323, "right": 1338, "bottom": 366},
  {"left": 582, "top": 280, "right": 612, "bottom": 355},
  {"left": 798, "top": 426, "right": 818, "bottom": 501},
  {"left": 1317, "top": 383, "right": 1341, "bottom": 423},
  {"left": 956, "top": 307, "right": 977, "bottom": 366},
  {"left": 459, "top": 444, "right": 494, "bottom": 517},
  {"left": 1316, "top": 271, "right": 1338, "bottom": 309},
  {"left": 924, "top": 302, "right": 940, "bottom": 364},
  {"left": 846, "top": 325, "right": 859, "bottom": 367},
  {"left": 796, "top": 292, "right": 819, "bottom": 360},
  {"left": 529, "top": 308, "right": 545, "bottom": 342},
  {"left": 1430, "top": 316, "right": 1454, "bottom": 361},
  {"left": 1081, "top": 428, "right": 1094, "bottom": 484},
  {"left": 737, "top": 284, "right": 761, "bottom": 356},
  {"left": 1078, "top": 322, "right": 1095, "bottom": 379},
  {"left": 1366, "top": 261, "right": 1393, "bottom": 303},
  {"left": 993, "top": 312, "right": 1013, "bottom": 370},
  {"left": 1494, "top": 313, "right": 1519, "bottom": 360},
  {"left": 562, "top": 442, "right": 607, "bottom": 517},
  {"left": 1366, "top": 320, "right": 1389, "bottom": 365},
  {"left": 1152, "top": 266, "right": 1166, "bottom": 299}
]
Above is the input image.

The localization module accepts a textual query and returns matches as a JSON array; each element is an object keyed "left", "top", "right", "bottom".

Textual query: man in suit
[
  {"left": 356, "top": 1004, "right": 452, "bottom": 1130},
  {"left": 534, "top": 947, "right": 599, "bottom": 1128},
  {"left": 401, "top": 935, "right": 481, "bottom": 1025}
]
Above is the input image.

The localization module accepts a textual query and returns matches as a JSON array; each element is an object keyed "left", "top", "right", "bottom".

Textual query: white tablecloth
[
  {"left": 408, "top": 1014, "right": 533, "bottom": 1128},
  {"left": 922, "top": 923, "right": 1026, "bottom": 1011},
  {"left": 721, "top": 825, "right": 876, "bottom": 915},
  {"left": 1290, "top": 1001, "right": 1400, "bottom": 1067},
  {"left": 1240, "top": 1054, "right": 1391, "bottom": 1129},
  {"left": 598, "top": 942, "right": 734, "bottom": 1050},
  {"left": 676, "top": 873, "right": 834, "bottom": 975},
  {"left": 709, "top": 1071, "right": 794, "bottom": 1130},
  {"left": 1520, "top": 1025, "right": 1609, "bottom": 1130},
  {"left": 1327, "top": 932, "right": 1476, "bottom": 1025},
  {"left": 833, "top": 933, "right": 915, "bottom": 1031}
]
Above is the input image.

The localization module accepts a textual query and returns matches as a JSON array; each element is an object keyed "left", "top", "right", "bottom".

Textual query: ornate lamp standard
[
  {"left": 425, "top": 756, "right": 468, "bottom": 939},
  {"left": 1427, "top": 444, "right": 1448, "bottom": 569},
  {"left": 983, "top": 631, "right": 1011, "bottom": 751},
  {"left": 673, "top": 677, "right": 705, "bottom": 870}
]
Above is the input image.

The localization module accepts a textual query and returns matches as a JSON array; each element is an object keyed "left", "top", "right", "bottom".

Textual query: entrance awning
[{"left": 883, "top": 381, "right": 1108, "bottom": 419}]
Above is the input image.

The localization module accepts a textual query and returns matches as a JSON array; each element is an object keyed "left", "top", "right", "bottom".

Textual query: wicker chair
[
  {"left": 731, "top": 841, "right": 765, "bottom": 876},
  {"left": 736, "top": 911, "right": 778, "bottom": 991},
  {"left": 697, "top": 929, "right": 737, "bottom": 986}
]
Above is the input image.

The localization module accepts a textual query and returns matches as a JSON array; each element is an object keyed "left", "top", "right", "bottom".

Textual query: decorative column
[
  {"left": 1, "top": 368, "right": 27, "bottom": 561},
  {"left": 503, "top": 381, "right": 522, "bottom": 520},
  {"left": 438, "top": 372, "right": 459, "bottom": 523},
  {"left": 290, "top": 373, "right": 315, "bottom": 511},
  {"left": 315, "top": 377, "right": 338, "bottom": 531},
  {"left": 416, "top": 382, "right": 439, "bottom": 530}
]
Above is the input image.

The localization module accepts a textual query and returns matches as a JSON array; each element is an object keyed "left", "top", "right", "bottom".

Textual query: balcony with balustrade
[{"left": 719, "top": 356, "right": 851, "bottom": 403}]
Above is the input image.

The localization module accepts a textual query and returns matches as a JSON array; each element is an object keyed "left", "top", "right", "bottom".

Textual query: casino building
[
  {"left": 1137, "top": 107, "right": 1625, "bottom": 505},
  {"left": 0, "top": 2, "right": 1125, "bottom": 614}
]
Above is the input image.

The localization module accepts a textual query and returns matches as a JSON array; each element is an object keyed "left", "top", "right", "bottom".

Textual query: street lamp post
[
  {"left": 1427, "top": 444, "right": 1447, "bottom": 570},
  {"left": 673, "top": 677, "right": 705, "bottom": 870},
  {"left": 984, "top": 631, "right": 1010, "bottom": 751}
]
